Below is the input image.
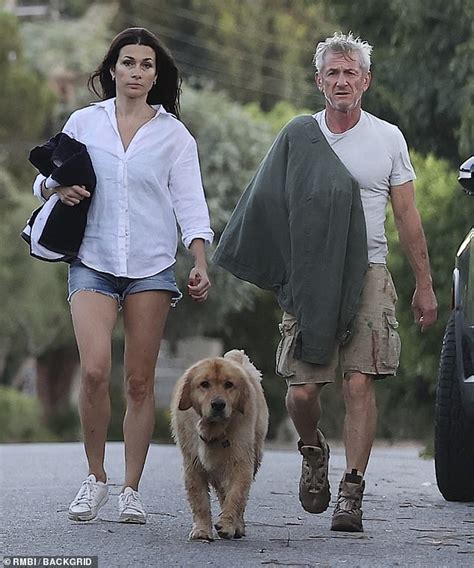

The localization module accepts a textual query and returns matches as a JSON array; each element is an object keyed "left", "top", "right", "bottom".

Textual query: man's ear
[
  {"left": 363, "top": 71, "right": 372, "bottom": 91},
  {"left": 315, "top": 72, "right": 323, "bottom": 91}
]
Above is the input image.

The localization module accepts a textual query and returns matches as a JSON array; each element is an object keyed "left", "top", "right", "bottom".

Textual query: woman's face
[{"left": 112, "top": 44, "right": 157, "bottom": 99}]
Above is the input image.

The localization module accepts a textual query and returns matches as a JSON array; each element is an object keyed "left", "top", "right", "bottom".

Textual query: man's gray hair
[{"left": 313, "top": 32, "right": 373, "bottom": 73}]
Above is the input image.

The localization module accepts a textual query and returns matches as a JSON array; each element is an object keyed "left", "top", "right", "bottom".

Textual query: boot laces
[
  {"left": 302, "top": 450, "right": 326, "bottom": 492},
  {"left": 335, "top": 486, "right": 362, "bottom": 513}
]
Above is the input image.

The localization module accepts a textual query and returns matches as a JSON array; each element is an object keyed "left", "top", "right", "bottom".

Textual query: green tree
[
  {"left": 0, "top": 167, "right": 72, "bottom": 384},
  {"left": 19, "top": 2, "right": 118, "bottom": 131},
  {"left": 0, "top": 11, "right": 55, "bottom": 169},
  {"left": 380, "top": 153, "right": 473, "bottom": 438}
]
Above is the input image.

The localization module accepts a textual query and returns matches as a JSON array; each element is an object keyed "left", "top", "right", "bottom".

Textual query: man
[{"left": 214, "top": 32, "right": 437, "bottom": 532}]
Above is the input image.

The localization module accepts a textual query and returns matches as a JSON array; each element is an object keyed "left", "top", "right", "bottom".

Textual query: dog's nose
[{"left": 211, "top": 398, "right": 226, "bottom": 412}]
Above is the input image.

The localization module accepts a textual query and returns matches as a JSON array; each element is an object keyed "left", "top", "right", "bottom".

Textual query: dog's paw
[
  {"left": 215, "top": 515, "right": 242, "bottom": 540},
  {"left": 214, "top": 521, "right": 234, "bottom": 539},
  {"left": 189, "top": 527, "right": 214, "bottom": 541},
  {"left": 234, "top": 518, "right": 246, "bottom": 539}
]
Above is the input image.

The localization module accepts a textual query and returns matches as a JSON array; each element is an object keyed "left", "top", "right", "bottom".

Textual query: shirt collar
[{"left": 91, "top": 97, "right": 167, "bottom": 117}]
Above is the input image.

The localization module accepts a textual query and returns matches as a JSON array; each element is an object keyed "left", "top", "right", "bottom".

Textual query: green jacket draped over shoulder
[{"left": 213, "top": 115, "right": 368, "bottom": 365}]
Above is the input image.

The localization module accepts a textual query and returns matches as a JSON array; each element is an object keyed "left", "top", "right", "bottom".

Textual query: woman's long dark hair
[{"left": 88, "top": 27, "right": 181, "bottom": 118}]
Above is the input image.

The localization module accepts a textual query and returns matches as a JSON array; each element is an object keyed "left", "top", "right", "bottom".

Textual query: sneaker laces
[
  {"left": 121, "top": 489, "right": 143, "bottom": 513},
  {"left": 72, "top": 478, "right": 96, "bottom": 506}
]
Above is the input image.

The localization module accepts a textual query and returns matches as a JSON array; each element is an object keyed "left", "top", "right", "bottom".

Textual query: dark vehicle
[{"left": 434, "top": 156, "right": 474, "bottom": 501}]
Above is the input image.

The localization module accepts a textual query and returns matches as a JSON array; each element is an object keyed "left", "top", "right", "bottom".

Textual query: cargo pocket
[
  {"left": 382, "top": 311, "right": 401, "bottom": 369},
  {"left": 275, "top": 318, "right": 297, "bottom": 378}
]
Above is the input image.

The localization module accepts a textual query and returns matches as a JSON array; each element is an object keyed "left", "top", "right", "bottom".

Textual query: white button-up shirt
[{"left": 33, "top": 98, "right": 214, "bottom": 278}]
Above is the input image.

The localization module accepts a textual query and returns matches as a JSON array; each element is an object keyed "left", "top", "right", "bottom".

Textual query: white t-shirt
[
  {"left": 33, "top": 98, "right": 214, "bottom": 278},
  {"left": 313, "top": 110, "right": 415, "bottom": 263}
]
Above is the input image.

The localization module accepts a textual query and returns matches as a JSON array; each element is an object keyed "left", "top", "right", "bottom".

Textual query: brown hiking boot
[
  {"left": 297, "top": 429, "right": 330, "bottom": 513},
  {"left": 331, "top": 469, "right": 365, "bottom": 532}
]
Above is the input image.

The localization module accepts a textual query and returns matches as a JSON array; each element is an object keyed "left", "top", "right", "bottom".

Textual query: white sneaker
[
  {"left": 68, "top": 474, "right": 109, "bottom": 521},
  {"left": 118, "top": 487, "right": 146, "bottom": 524}
]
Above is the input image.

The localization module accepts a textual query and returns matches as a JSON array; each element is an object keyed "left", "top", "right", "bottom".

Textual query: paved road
[{"left": 1, "top": 442, "right": 473, "bottom": 567}]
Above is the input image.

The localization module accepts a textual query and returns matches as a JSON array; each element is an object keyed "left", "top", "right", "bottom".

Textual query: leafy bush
[{"left": 0, "top": 386, "right": 56, "bottom": 442}]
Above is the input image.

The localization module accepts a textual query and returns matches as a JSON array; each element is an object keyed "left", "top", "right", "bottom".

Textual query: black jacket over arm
[{"left": 22, "top": 132, "right": 96, "bottom": 261}]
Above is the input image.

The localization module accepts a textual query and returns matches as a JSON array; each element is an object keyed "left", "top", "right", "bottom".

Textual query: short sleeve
[{"left": 390, "top": 127, "right": 416, "bottom": 187}]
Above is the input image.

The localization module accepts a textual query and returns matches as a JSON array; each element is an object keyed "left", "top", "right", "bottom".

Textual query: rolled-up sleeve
[
  {"left": 168, "top": 138, "right": 214, "bottom": 248},
  {"left": 31, "top": 113, "right": 78, "bottom": 203}
]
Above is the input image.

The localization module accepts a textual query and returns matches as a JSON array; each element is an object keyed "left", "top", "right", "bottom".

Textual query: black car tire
[{"left": 434, "top": 311, "right": 474, "bottom": 501}]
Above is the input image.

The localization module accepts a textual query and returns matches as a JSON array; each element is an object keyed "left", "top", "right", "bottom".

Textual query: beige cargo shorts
[{"left": 275, "top": 264, "right": 401, "bottom": 384}]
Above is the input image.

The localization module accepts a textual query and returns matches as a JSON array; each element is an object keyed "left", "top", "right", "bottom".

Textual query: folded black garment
[{"left": 22, "top": 133, "right": 97, "bottom": 261}]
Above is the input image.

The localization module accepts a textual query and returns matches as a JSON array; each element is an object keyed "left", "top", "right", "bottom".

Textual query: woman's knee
[
  {"left": 81, "top": 365, "right": 110, "bottom": 398},
  {"left": 125, "top": 373, "right": 154, "bottom": 403}
]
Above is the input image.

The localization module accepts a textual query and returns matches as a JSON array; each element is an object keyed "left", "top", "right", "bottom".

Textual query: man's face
[{"left": 316, "top": 51, "right": 371, "bottom": 113}]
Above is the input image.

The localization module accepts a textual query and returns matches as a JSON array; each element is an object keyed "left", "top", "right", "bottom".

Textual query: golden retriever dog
[{"left": 171, "top": 349, "right": 269, "bottom": 541}]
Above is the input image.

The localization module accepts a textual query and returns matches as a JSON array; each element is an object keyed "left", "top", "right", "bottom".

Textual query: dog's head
[{"left": 177, "top": 358, "right": 249, "bottom": 422}]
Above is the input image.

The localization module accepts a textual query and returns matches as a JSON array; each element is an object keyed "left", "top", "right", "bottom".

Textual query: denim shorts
[{"left": 68, "top": 260, "right": 182, "bottom": 308}]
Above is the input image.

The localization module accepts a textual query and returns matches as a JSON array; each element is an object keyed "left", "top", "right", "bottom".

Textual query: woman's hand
[
  {"left": 187, "top": 266, "right": 211, "bottom": 302},
  {"left": 55, "top": 184, "right": 91, "bottom": 206}
]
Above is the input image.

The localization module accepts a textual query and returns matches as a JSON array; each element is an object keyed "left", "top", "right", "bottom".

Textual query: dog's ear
[
  {"left": 236, "top": 376, "right": 250, "bottom": 414},
  {"left": 178, "top": 370, "right": 193, "bottom": 411}
]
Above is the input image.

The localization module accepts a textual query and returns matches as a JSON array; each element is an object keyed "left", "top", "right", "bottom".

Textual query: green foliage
[
  {"left": 245, "top": 100, "right": 313, "bottom": 134},
  {"left": 0, "top": 167, "right": 73, "bottom": 382},
  {"left": 20, "top": 3, "right": 117, "bottom": 77},
  {"left": 45, "top": 404, "right": 81, "bottom": 441},
  {"left": 0, "top": 11, "right": 22, "bottom": 63},
  {"left": 0, "top": 386, "right": 56, "bottom": 442},
  {"left": 381, "top": 153, "right": 473, "bottom": 430},
  {"left": 61, "top": 0, "right": 100, "bottom": 19},
  {"left": 0, "top": 12, "right": 55, "bottom": 144},
  {"left": 153, "top": 408, "right": 173, "bottom": 443}
]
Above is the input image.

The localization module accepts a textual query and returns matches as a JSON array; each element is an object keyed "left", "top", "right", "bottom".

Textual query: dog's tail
[{"left": 224, "top": 349, "right": 262, "bottom": 382}]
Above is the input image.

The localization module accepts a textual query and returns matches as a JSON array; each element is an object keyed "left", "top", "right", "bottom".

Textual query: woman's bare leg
[
  {"left": 122, "top": 291, "right": 171, "bottom": 490},
  {"left": 71, "top": 291, "right": 118, "bottom": 482}
]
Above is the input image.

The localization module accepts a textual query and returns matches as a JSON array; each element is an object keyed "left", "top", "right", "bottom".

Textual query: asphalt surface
[{"left": 1, "top": 442, "right": 473, "bottom": 567}]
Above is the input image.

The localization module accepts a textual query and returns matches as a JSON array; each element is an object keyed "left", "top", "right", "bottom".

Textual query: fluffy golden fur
[{"left": 171, "top": 349, "right": 269, "bottom": 540}]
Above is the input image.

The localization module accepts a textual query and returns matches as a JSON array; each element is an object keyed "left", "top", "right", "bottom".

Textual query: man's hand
[{"left": 411, "top": 286, "right": 438, "bottom": 331}]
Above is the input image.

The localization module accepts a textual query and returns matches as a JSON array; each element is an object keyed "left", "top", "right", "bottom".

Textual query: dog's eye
[
  {"left": 200, "top": 380, "right": 210, "bottom": 388},
  {"left": 224, "top": 381, "right": 234, "bottom": 389}
]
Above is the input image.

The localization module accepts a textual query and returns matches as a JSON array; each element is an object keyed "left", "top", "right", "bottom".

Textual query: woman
[{"left": 32, "top": 28, "right": 213, "bottom": 524}]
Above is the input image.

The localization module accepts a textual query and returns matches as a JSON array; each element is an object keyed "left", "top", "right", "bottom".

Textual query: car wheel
[{"left": 434, "top": 311, "right": 474, "bottom": 501}]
